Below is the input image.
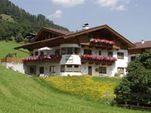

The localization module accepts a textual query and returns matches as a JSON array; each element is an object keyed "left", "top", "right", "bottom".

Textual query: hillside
[
  {"left": 0, "top": 41, "right": 28, "bottom": 58},
  {"left": 0, "top": 0, "right": 68, "bottom": 40},
  {"left": 0, "top": 65, "right": 150, "bottom": 113},
  {"left": 44, "top": 76, "right": 121, "bottom": 102}
]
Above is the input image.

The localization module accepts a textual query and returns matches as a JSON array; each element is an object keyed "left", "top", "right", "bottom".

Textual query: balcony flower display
[
  {"left": 90, "top": 39, "right": 115, "bottom": 45},
  {"left": 23, "top": 55, "right": 61, "bottom": 62},
  {"left": 81, "top": 55, "right": 116, "bottom": 63}
]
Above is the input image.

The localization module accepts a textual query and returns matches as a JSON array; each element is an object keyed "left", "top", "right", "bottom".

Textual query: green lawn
[
  {"left": 0, "top": 41, "right": 28, "bottom": 58},
  {"left": 0, "top": 65, "right": 150, "bottom": 113}
]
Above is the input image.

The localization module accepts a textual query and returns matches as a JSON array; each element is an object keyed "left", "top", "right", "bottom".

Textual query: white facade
[
  {"left": 22, "top": 43, "right": 129, "bottom": 77},
  {"left": 1, "top": 62, "right": 25, "bottom": 74}
]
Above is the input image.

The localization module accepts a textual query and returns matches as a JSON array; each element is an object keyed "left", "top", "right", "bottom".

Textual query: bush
[{"left": 114, "top": 50, "right": 151, "bottom": 107}]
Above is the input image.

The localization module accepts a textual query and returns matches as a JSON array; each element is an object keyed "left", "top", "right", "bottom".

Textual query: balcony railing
[
  {"left": 89, "top": 39, "right": 115, "bottom": 49},
  {"left": 23, "top": 55, "right": 61, "bottom": 62},
  {"left": 81, "top": 55, "right": 116, "bottom": 65}
]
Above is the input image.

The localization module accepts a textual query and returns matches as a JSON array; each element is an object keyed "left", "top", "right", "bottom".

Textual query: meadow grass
[
  {"left": 44, "top": 76, "right": 121, "bottom": 103},
  {"left": 0, "top": 65, "right": 150, "bottom": 113},
  {"left": 0, "top": 41, "right": 28, "bottom": 58}
]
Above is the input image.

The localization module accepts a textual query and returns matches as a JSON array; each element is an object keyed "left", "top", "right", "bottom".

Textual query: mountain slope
[
  {"left": 0, "top": 41, "right": 28, "bottom": 58},
  {"left": 0, "top": 65, "right": 149, "bottom": 113},
  {"left": 0, "top": 0, "right": 68, "bottom": 40}
]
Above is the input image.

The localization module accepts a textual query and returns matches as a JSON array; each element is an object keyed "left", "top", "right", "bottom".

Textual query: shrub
[{"left": 114, "top": 51, "right": 151, "bottom": 107}]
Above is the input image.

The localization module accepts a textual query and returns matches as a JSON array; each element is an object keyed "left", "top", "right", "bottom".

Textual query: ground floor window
[
  {"left": 99, "top": 67, "right": 107, "bottom": 74},
  {"left": 39, "top": 67, "right": 44, "bottom": 74},
  {"left": 60, "top": 65, "right": 81, "bottom": 72},
  {"left": 50, "top": 66, "right": 55, "bottom": 73},
  {"left": 131, "top": 56, "right": 136, "bottom": 61},
  {"left": 117, "top": 67, "right": 124, "bottom": 74},
  {"left": 61, "top": 65, "right": 65, "bottom": 72},
  {"left": 29, "top": 66, "right": 34, "bottom": 74}
]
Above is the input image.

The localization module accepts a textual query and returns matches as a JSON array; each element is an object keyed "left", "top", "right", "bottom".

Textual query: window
[
  {"left": 61, "top": 48, "right": 66, "bottom": 55},
  {"left": 40, "top": 51, "right": 44, "bottom": 56},
  {"left": 67, "top": 48, "right": 73, "bottom": 54},
  {"left": 84, "top": 49, "right": 92, "bottom": 55},
  {"left": 29, "top": 67, "right": 34, "bottom": 74},
  {"left": 117, "top": 52, "right": 124, "bottom": 59},
  {"left": 35, "top": 51, "right": 38, "bottom": 56},
  {"left": 65, "top": 65, "right": 73, "bottom": 72},
  {"left": 39, "top": 67, "right": 44, "bottom": 74},
  {"left": 131, "top": 56, "right": 136, "bottom": 61},
  {"left": 55, "top": 49, "right": 60, "bottom": 55},
  {"left": 108, "top": 52, "right": 113, "bottom": 57},
  {"left": 117, "top": 67, "right": 124, "bottom": 74},
  {"left": 61, "top": 65, "right": 65, "bottom": 72},
  {"left": 50, "top": 66, "right": 55, "bottom": 73},
  {"left": 74, "top": 65, "right": 80, "bottom": 72},
  {"left": 67, "top": 65, "right": 73, "bottom": 68},
  {"left": 99, "top": 67, "right": 107, "bottom": 74},
  {"left": 99, "top": 51, "right": 102, "bottom": 55},
  {"left": 60, "top": 65, "right": 81, "bottom": 72},
  {"left": 74, "top": 48, "right": 80, "bottom": 54},
  {"left": 74, "top": 65, "right": 79, "bottom": 68}
]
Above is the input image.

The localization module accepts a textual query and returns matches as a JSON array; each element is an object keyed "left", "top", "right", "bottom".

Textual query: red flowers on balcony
[
  {"left": 90, "top": 39, "right": 115, "bottom": 46},
  {"left": 23, "top": 55, "right": 61, "bottom": 62},
  {"left": 81, "top": 55, "right": 116, "bottom": 63}
]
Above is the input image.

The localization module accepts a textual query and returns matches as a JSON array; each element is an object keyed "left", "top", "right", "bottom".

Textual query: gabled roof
[
  {"left": 43, "top": 27, "right": 72, "bottom": 35},
  {"left": 130, "top": 40, "right": 151, "bottom": 50},
  {"left": 15, "top": 24, "right": 135, "bottom": 50},
  {"left": 33, "top": 27, "right": 72, "bottom": 41},
  {"left": 64, "top": 24, "right": 135, "bottom": 48}
]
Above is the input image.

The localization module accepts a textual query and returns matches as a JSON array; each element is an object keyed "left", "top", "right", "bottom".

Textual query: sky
[{"left": 9, "top": 0, "right": 151, "bottom": 42}]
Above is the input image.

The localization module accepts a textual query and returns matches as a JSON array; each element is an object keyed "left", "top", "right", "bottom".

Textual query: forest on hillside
[{"left": 0, "top": 0, "right": 68, "bottom": 42}]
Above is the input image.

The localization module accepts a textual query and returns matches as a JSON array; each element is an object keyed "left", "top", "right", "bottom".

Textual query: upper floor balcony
[
  {"left": 23, "top": 55, "right": 61, "bottom": 63},
  {"left": 90, "top": 39, "right": 115, "bottom": 49},
  {"left": 81, "top": 38, "right": 117, "bottom": 50}
]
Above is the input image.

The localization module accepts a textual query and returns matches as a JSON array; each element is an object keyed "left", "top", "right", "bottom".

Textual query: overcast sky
[{"left": 9, "top": 0, "right": 151, "bottom": 42}]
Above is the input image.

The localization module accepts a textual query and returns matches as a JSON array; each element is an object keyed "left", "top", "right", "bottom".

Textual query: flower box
[
  {"left": 90, "top": 39, "right": 115, "bottom": 49},
  {"left": 81, "top": 55, "right": 116, "bottom": 64},
  {"left": 23, "top": 55, "right": 61, "bottom": 62}
]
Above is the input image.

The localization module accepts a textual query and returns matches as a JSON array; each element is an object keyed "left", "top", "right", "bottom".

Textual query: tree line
[{"left": 0, "top": 0, "right": 68, "bottom": 42}]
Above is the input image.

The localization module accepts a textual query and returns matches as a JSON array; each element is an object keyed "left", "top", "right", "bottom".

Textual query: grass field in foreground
[
  {"left": 0, "top": 41, "right": 28, "bottom": 58},
  {"left": 0, "top": 65, "right": 150, "bottom": 113}
]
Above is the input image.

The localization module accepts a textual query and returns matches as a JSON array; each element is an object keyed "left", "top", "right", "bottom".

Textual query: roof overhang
[
  {"left": 15, "top": 24, "right": 136, "bottom": 50},
  {"left": 15, "top": 36, "right": 63, "bottom": 51}
]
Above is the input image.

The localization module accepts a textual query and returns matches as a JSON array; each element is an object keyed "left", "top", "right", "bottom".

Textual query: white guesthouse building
[{"left": 15, "top": 25, "right": 135, "bottom": 77}]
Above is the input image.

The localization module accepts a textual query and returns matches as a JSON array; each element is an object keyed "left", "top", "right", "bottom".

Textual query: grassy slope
[
  {"left": 0, "top": 41, "right": 28, "bottom": 58},
  {"left": 0, "top": 65, "right": 150, "bottom": 113}
]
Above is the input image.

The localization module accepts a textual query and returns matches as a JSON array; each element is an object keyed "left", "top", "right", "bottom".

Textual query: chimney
[
  {"left": 83, "top": 23, "right": 89, "bottom": 30},
  {"left": 141, "top": 40, "right": 145, "bottom": 44}
]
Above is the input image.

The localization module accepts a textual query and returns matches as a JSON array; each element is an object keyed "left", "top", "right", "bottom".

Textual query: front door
[{"left": 88, "top": 66, "right": 92, "bottom": 75}]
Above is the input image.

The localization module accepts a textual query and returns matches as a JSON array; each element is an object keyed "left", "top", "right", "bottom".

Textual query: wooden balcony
[{"left": 81, "top": 39, "right": 118, "bottom": 50}]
